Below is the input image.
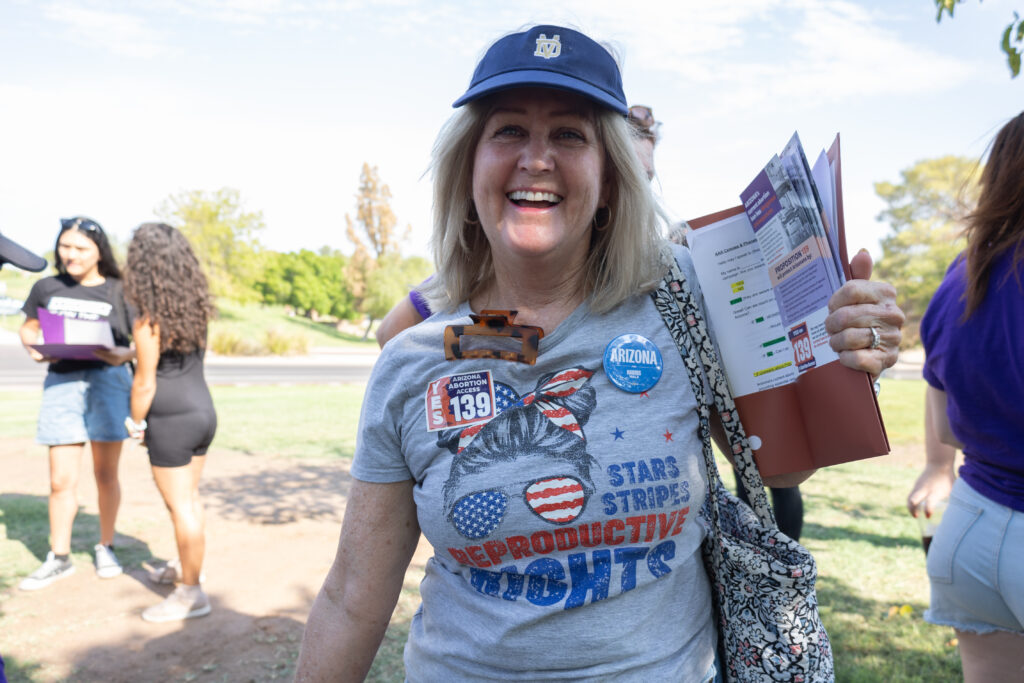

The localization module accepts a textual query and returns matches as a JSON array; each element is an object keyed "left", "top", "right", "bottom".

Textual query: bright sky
[{"left": 1, "top": 0, "right": 1020, "bottom": 264}]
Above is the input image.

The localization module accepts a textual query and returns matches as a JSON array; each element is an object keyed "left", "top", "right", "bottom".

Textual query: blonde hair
[{"left": 422, "top": 95, "right": 665, "bottom": 314}]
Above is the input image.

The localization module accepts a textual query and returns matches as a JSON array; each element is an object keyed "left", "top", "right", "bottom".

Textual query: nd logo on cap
[{"left": 534, "top": 34, "right": 561, "bottom": 59}]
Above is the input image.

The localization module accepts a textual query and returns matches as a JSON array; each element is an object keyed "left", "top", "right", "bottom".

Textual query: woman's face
[
  {"left": 472, "top": 88, "right": 608, "bottom": 272},
  {"left": 57, "top": 229, "right": 101, "bottom": 282}
]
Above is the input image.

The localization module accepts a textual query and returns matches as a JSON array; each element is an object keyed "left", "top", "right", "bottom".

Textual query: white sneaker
[
  {"left": 19, "top": 551, "right": 75, "bottom": 591},
  {"left": 142, "top": 584, "right": 211, "bottom": 623},
  {"left": 94, "top": 544, "right": 123, "bottom": 579}
]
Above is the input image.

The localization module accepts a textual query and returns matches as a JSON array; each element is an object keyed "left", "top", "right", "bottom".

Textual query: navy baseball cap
[
  {"left": 453, "top": 25, "right": 628, "bottom": 115},
  {"left": 0, "top": 230, "right": 46, "bottom": 272}
]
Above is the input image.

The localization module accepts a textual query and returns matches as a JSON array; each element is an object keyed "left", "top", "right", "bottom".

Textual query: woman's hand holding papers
[{"left": 825, "top": 249, "right": 905, "bottom": 378}]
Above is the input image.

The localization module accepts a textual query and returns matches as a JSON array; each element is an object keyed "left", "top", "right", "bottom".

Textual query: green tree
[
  {"left": 344, "top": 163, "right": 414, "bottom": 337},
  {"left": 935, "top": 0, "right": 1024, "bottom": 76},
  {"left": 157, "top": 188, "right": 265, "bottom": 301},
  {"left": 361, "top": 254, "right": 433, "bottom": 326},
  {"left": 874, "top": 156, "right": 980, "bottom": 347},
  {"left": 257, "top": 249, "right": 356, "bottom": 320}
]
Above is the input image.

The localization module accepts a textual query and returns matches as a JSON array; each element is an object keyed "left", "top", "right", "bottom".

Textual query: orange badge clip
[{"left": 444, "top": 310, "right": 544, "bottom": 365}]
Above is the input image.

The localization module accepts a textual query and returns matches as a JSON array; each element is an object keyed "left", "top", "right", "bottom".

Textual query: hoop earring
[
  {"left": 593, "top": 206, "right": 611, "bottom": 231},
  {"left": 465, "top": 201, "right": 480, "bottom": 228}
]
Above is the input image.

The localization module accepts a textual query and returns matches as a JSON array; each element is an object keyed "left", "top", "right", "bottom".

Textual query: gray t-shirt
[{"left": 354, "top": 246, "right": 716, "bottom": 681}]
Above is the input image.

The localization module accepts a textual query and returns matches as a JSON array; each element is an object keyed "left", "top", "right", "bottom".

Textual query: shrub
[
  {"left": 264, "top": 328, "right": 310, "bottom": 356},
  {"left": 209, "top": 330, "right": 263, "bottom": 356}
]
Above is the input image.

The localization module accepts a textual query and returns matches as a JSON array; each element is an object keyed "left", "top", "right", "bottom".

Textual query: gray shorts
[
  {"left": 925, "top": 477, "right": 1024, "bottom": 634},
  {"left": 37, "top": 365, "right": 132, "bottom": 445}
]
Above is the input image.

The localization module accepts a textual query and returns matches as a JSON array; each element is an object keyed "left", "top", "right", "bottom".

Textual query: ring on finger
[{"left": 869, "top": 326, "right": 882, "bottom": 350}]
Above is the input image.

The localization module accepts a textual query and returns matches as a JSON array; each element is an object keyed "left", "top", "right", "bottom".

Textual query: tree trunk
[{"left": 362, "top": 317, "right": 374, "bottom": 341}]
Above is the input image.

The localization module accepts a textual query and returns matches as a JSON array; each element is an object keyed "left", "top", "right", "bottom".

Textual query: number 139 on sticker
[
  {"left": 425, "top": 370, "right": 498, "bottom": 431},
  {"left": 787, "top": 322, "right": 817, "bottom": 373}
]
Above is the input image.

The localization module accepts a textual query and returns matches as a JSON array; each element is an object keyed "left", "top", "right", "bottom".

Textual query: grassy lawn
[
  {"left": 210, "top": 300, "right": 376, "bottom": 351},
  {"left": 0, "top": 377, "right": 963, "bottom": 681}
]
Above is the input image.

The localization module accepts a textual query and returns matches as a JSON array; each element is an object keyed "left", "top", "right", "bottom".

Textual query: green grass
[
  {"left": 0, "top": 268, "right": 37, "bottom": 301},
  {"left": 0, "top": 391, "right": 38, "bottom": 439},
  {"left": 0, "top": 385, "right": 367, "bottom": 460},
  {"left": 0, "top": 378, "right": 964, "bottom": 681},
  {"left": 875, "top": 377, "right": 926, "bottom": 445},
  {"left": 210, "top": 385, "right": 365, "bottom": 459},
  {"left": 210, "top": 299, "right": 376, "bottom": 351},
  {"left": 802, "top": 460, "right": 961, "bottom": 682}
]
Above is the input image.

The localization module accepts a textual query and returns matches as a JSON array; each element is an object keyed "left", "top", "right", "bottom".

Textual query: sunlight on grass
[
  {"left": 210, "top": 385, "right": 365, "bottom": 459},
  {"left": 210, "top": 299, "right": 377, "bottom": 351},
  {"left": 0, "top": 385, "right": 366, "bottom": 460},
  {"left": 876, "top": 378, "right": 926, "bottom": 445},
  {"left": 803, "top": 460, "right": 962, "bottom": 681}
]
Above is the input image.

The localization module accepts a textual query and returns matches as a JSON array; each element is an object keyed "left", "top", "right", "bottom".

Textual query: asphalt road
[
  {"left": 0, "top": 344, "right": 377, "bottom": 387},
  {"left": 0, "top": 343, "right": 922, "bottom": 388}
]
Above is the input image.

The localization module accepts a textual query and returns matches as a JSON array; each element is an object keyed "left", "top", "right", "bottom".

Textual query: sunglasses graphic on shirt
[{"left": 450, "top": 475, "right": 587, "bottom": 539}]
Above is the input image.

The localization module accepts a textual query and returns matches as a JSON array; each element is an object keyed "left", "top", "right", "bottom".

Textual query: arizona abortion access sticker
[
  {"left": 603, "top": 334, "right": 663, "bottom": 393},
  {"left": 425, "top": 370, "right": 497, "bottom": 432}
]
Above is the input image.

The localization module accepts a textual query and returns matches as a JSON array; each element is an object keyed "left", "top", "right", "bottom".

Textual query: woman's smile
[{"left": 506, "top": 189, "right": 563, "bottom": 209}]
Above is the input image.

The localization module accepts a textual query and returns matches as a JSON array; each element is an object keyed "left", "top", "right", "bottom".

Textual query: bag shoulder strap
[{"left": 651, "top": 246, "right": 777, "bottom": 528}]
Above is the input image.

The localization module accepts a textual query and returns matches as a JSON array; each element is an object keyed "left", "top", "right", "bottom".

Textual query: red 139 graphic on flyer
[{"left": 788, "top": 322, "right": 817, "bottom": 373}]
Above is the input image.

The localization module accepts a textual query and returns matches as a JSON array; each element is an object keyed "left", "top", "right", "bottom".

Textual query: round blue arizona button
[{"left": 603, "top": 334, "right": 663, "bottom": 393}]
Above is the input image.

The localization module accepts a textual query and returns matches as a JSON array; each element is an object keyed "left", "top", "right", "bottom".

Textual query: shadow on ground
[
  {"left": 5, "top": 606, "right": 309, "bottom": 683},
  {"left": 200, "top": 460, "right": 354, "bottom": 525},
  {"left": 0, "top": 493, "right": 155, "bottom": 593}
]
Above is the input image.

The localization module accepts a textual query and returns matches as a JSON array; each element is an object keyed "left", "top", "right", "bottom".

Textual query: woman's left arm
[
  {"left": 824, "top": 250, "right": 905, "bottom": 377},
  {"left": 131, "top": 318, "right": 160, "bottom": 424}
]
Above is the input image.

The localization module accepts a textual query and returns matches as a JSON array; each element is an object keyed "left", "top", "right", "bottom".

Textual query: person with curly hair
[
  {"left": 18, "top": 217, "right": 134, "bottom": 591},
  {"left": 122, "top": 222, "right": 217, "bottom": 623}
]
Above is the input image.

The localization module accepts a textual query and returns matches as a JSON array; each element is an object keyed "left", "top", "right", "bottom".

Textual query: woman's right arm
[
  {"left": 19, "top": 317, "right": 47, "bottom": 362},
  {"left": 375, "top": 296, "right": 426, "bottom": 348},
  {"left": 296, "top": 478, "right": 420, "bottom": 682},
  {"left": 906, "top": 385, "right": 958, "bottom": 517},
  {"left": 130, "top": 319, "right": 160, "bottom": 424}
]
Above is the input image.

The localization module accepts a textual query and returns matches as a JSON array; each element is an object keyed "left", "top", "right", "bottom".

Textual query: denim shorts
[
  {"left": 37, "top": 365, "right": 132, "bottom": 445},
  {"left": 925, "top": 477, "right": 1024, "bottom": 634}
]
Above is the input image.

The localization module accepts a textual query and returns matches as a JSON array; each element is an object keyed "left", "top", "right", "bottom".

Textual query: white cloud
[{"left": 40, "top": 1, "right": 170, "bottom": 58}]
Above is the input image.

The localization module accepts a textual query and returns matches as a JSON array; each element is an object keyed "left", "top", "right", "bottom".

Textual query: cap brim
[
  {"left": 0, "top": 233, "right": 47, "bottom": 272},
  {"left": 453, "top": 69, "right": 628, "bottom": 115}
]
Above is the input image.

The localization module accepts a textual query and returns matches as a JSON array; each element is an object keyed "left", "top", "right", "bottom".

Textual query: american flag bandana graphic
[
  {"left": 525, "top": 476, "right": 585, "bottom": 523},
  {"left": 451, "top": 489, "right": 509, "bottom": 539},
  {"left": 455, "top": 367, "right": 594, "bottom": 453}
]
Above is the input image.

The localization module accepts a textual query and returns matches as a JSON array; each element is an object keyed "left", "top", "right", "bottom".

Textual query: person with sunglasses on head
[
  {"left": 17, "top": 217, "right": 135, "bottom": 591},
  {"left": 297, "top": 25, "right": 904, "bottom": 681}
]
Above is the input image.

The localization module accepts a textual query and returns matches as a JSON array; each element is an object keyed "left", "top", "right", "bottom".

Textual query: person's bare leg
[
  {"left": 189, "top": 456, "right": 206, "bottom": 576},
  {"left": 957, "top": 629, "right": 1024, "bottom": 683},
  {"left": 48, "top": 445, "right": 84, "bottom": 554},
  {"left": 91, "top": 440, "right": 122, "bottom": 546},
  {"left": 152, "top": 459, "right": 205, "bottom": 586}
]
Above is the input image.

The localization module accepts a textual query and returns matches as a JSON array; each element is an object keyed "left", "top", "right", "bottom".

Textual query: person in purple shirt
[{"left": 907, "top": 110, "right": 1024, "bottom": 682}]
